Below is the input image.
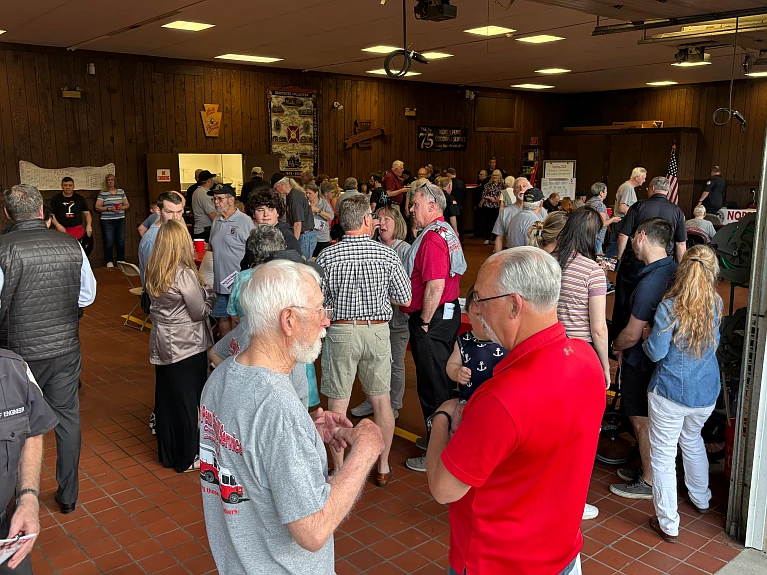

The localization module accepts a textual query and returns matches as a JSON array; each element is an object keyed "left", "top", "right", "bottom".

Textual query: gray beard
[
  {"left": 479, "top": 316, "right": 503, "bottom": 346},
  {"left": 291, "top": 328, "right": 326, "bottom": 364}
]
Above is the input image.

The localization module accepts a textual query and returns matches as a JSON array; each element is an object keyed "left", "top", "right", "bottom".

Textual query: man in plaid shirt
[{"left": 316, "top": 195, "right": 412, "bottom": 487}]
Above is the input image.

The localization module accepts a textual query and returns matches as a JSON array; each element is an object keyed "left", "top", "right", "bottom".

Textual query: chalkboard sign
[{"left": 417, "top": 126, "right": 468, "bottom": 151}]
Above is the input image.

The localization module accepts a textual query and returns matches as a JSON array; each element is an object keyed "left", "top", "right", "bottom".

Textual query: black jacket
[{"left": 0, "top": 219, "right": 83, "bottom": 361}]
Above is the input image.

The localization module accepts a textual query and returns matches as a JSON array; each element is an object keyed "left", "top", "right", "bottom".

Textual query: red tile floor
[{"left": 29, "top": 240, "right": 746, "bottom": 574}]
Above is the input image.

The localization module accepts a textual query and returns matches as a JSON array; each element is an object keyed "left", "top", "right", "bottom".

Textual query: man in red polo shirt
[
  {"left": 425, "top": 247, "right": 604, "bottom": 575},
  {"left": 382, "top": 160, "right": 409, "bottom": 209},
  {"left": 403, "top": 182, "right": 466, "bottom": 472}
]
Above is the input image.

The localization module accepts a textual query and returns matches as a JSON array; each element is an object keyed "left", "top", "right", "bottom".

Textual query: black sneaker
[
  {"left": 610, "top": 477, "right": 653, "bottom": 500},
  {"left": 617, "top": 467, "right": 641, "bottom": 482},
  {"left": 415, "top": 437, "right": 428, "bottom": 451}
]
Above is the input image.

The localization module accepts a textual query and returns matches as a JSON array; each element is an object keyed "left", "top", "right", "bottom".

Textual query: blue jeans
[
  {"left": 101, "top": 218, "right": 125, "bottom": 263},
  {"left": 605, "top": 225, "right": 618, "bottom": 257},
  {"left": 595, "top": 237, "right": 604, "bottom": 255},
  {"left": 299, "top": 230, "right": 318, "bottom": 260}
]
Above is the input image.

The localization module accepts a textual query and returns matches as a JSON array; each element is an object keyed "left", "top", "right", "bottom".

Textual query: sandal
[{"left": 184, "top": 455, "right": 201, "bottom": 473}]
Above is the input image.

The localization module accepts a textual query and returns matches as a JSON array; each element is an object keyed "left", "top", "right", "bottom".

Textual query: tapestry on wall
[
  {"left": 268, "top": 88, "right": 318, "bottom": 177},
  {"left": 20, "top": 161, "right": 117, "bottom": 191}
]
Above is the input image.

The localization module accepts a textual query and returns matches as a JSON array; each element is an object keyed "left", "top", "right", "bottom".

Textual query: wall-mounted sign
[
  {"left": 417, "top": 126, "right": 468, "bottom": 151},
  {"left": 268, "top": 88, "right": 318, "bottom": 176},
  {"left": 157, "top": 169, "right": 171, "bottom": 182},
  {"left": 201, "top": 104, "right": 222, "bottom": 137},
  {"left": 543, "top": 160, "right": 576, "bottom": 179},
  {"left": 541, "top": 178, "right": 577, "bottom": 200},
  {"left": 355, "top": 120, "right": 374, "bottom": 149},
  {"left": 345, "top": 127, "right": 388, "bottom": 149},
  {"left": 530, "top": 136, "right": 539, "bottom": 145},
  {"left": 19, "top": 160, "right": 116, "bottom": 190}
]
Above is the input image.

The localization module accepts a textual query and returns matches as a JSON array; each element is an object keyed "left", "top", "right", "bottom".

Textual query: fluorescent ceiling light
[
  {"left": 646, "top": 81, "right": 678, "bottom": 86},
  {"left": 362, "top": 45, "right": 400, "bottom": 54},
  {"left": 0, "top": 30, "right": 6, "bottom": 35},
  {"left": 422, "top": 51, "right": 453, "bottom": 59},
  {"left": 215, "top": 54, "right": 282, "bottom": 63},
  {"left": 672, "top": 61, "right": 712, "bottom": 67},
  {"left": 535, "top": 68, "right": 570, "bottom": 75},
  {"left": 512, "top": 83, "right": 554, "bottom": 90},
  {"left": 464, "top": 26, "right": 516, "bottom": 37},
  {"left": 517, "top": 35, "right": 564, "bottom": 44},
  {"left": 161, "top": 21, "right": 214, "bottom": 32},
  {"left": 745, "top": 71, "right": 767, "bottom": 77},
  {"left": 367, "top": 69, "right": 421, "bottom": 77}
]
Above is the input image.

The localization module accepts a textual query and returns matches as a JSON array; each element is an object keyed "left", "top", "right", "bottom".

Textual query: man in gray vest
[{"left": 0, "top": 184, "right": 97, "bottom": 515}]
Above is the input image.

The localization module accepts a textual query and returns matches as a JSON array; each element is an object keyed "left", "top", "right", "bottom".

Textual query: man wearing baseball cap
[
  {"left": 191, "top": 170, "right": 217, "bottom": 241},
  {"left": 240, "top": 167, "right": 267, "bottom": 208},
  {"left": 504, "top": 188, "right": 547, "bottom": 249},
  {"left": 208, "top": 183, "right": 254, "bottom": 336}
]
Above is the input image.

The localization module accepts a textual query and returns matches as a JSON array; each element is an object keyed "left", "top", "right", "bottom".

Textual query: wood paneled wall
[
  {"left": 0, "top": 44, "right": 564, "bottom": 263},
  {"left": 564, "top": 80, "right": 767, "bottom": 210}
]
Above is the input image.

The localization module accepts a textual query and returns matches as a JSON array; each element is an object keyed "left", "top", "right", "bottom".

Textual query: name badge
[
  {"left": 221, "top": 271, "right": 237, "bottom": 292},
  {"left": 443, "top": 302, "right": 455, "bottom": 320}
]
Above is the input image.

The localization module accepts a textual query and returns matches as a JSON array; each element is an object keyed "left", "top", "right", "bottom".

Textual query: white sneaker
[
  {"left": 583, "top": 504, "right": 599, "bottom": 520},
  {"left": 106, "top": 262, "right": 114, "bottom": 269},
  {"left": 351, "top": 398, "right": 374, "bottom": 417},
  {"left": 406, "top": 455, "right": 426, "bottom": 472}
]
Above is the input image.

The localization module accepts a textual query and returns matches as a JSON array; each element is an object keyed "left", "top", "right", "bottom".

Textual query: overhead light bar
[
  {"left": 535, "top": 68, "right": 571, "bottom": 74},
  {"left": 464, "top": 26, "right": 515, "bottom": 37},
  {"left": 672, "top": 60, "right": 712, "bottom": 67},
  {"left": 647, "top": 81, "right": 678, "bottom": 86},
  {"left": 422, "top": 51, "right": 453, "bottom": 59},
  {"left": 215, "top": 54, "right": 282, "bottom": 63},
  {"left": 517, "top": 35, "right": 564, "bottom": 44},
  {"left": 512, "top": 83, "right": 554, "bottom": 90},
  {"left": 161, "top": 21, "right": 215, "bottom": 31},
  {"left": 0, "top": 30, "right": 5, "bottom": 35},
  {"left": 362, "top": 46, "right": 400, "bottom": 54},
  {"left": 745, "top": 71, "right": 767, "bottom": 77},
  {"left": 367, "top": 69, "right": 421, "bottom": 76}
]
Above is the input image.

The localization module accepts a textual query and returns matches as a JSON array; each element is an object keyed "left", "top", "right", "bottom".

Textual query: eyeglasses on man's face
[
  {"left": 472, "top": 291, "right": 515, "bottom": 306},
  {"left": 293, "top": 306, "right": 333, "bottom": 319}
]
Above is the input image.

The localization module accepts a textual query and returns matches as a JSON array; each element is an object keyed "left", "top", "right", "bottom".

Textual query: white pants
[{"left": 648, "top": 390, "right": 715, "bottom": 535}]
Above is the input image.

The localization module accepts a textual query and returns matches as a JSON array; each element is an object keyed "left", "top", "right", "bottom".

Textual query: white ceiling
[{"left": 1, "top": 0, "right": 765, "bottom": 92}]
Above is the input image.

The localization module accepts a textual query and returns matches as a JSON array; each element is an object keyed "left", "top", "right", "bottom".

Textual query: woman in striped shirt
[{"left": 95, "top": 173, "right": 129, "bottom": 268}]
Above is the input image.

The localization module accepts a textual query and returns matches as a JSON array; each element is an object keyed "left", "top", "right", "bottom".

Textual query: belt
[
  {"left": 301, "top": 230, "right": 315, "bottom": 234},
  {"left": 331, "top": 320, "right": 387, "bottom": 325}
]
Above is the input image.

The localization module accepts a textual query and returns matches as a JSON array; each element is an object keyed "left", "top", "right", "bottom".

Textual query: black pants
[
  {"left": 610, "top": 256, "right": 645, "bottom": 342},
  {"left": 480, "top": 206, "right": 499, "bottom": 240},
  {"left": 26, "top": 350, "right": 81, "bottom": 506},
  {"left": 0, "top": 510, "right": 32, "bottom": 575},
  {"left": 408, "top": 300, "right": 462, "bottom": 428},
  {"left": 192, "top": 227, "right": 210, "bottom": 242},
  {"left": 313, "top": 241, "right": 331, "bottom": 258}
]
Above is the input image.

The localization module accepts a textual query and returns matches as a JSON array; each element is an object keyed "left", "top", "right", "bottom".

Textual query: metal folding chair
[{"left": 116, "top": 261, "right": 149, "bottom": 331}]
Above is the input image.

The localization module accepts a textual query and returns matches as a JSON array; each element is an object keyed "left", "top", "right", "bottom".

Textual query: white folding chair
[{"left": 116, "top": 261, "right": 150, "bottom": 331}]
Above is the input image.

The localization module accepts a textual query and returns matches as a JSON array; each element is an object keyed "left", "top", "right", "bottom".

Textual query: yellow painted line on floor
[
  {"left": 121, "top": 314, "right": 152, "bottom": 328},
  {"left": 394, "top": 426, "right": 421, "bottom": 443}
]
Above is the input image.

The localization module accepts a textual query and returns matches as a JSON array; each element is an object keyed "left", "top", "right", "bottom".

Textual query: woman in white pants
[{"left": 642, "top": 245, "right": 722, "bottom": 543}]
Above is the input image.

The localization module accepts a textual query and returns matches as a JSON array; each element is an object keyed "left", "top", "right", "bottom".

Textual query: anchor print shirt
[{"left": 456, "top": 331, "right": 507, "bottom": 401}]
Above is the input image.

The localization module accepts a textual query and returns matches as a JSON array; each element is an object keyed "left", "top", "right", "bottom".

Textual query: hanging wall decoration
[
  {"left": 268, "top": 88, "right": 318, "bottom": 176},
  {"left": 201, "top": 104, "right": 222, "bottom": 137}
]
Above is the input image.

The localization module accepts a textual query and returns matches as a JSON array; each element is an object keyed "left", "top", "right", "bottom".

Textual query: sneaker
[
  {"left": 149, "top": 412, "right": 156, "bottom": 436},
  {"left": 406, "top": 455, "right": 426, "bottom": 472},
  {"left": 483, "top": 240, "right": 491, "bottom": 245},
  {"left": 351, "top": 398, "right": 374, "bottom": 417},
  {"left": 610, "top": 477, "right": 653, "bottom": 500},
  {"left": 106, "top": 262, "right": 114, "bottom": 269},
  {"left": 582, "top": 504, "right": 599, "bottom": 521},
  {"left": 617, "top": 467, "right": 641, "bottom": 482},
  {"left": 415, "top": 437, "right": 428, "bottom": 451},
  {"left": 606, "top": 286, "right": 616, "bottom": 296}
]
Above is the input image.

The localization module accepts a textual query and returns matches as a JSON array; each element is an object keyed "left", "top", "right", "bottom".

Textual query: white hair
[
  {"left": 415, "top": 183, "right": 447, "bottom": 212},
  {"left": 240, "top": 260, "right": 321, "bottom": 339},
  {"left": 392, "top": 160, "right": 404, "bottom": 170},
  {"left": 504, "top": 176, "right": 515, "bottom": 189},
  {"left": 693, "top": 204, "right": 706, "bottom": 217},
  {"left": 631, "top": 167, "right": 647, "bottom": 179},
  {"left": 276, "top": 177, "right": 291, "bottom": 190},
  {"left": 487, "top": 246, "right": 561, "bottom": 314},
  {"left": 523, "top": 200, "right": 543, "bottom": 211}
]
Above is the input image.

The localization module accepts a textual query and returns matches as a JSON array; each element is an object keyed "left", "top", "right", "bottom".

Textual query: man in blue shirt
[
  {"left": 138, "top": 192, "right": 185, "bottom": 283},
  {"left": 610, "top": 218, "right": 678, "bottom": 501}
]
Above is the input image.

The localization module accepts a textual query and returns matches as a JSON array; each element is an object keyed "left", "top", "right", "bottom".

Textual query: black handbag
[
  {"left": 79, "top": 232, "right": 94, "bottom": 256},
  {"left": 140, "top": 290, "right": 151, "bottom": 314}
]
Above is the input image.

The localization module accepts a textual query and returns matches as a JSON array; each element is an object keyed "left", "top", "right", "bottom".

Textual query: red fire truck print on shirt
[{"left": 199, "top": 404, "right": 248, "bottom": 505}]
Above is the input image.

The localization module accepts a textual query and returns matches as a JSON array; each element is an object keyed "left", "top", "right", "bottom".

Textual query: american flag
[{"left": 667, "top": 144, "right": 679, "bottom": 205}]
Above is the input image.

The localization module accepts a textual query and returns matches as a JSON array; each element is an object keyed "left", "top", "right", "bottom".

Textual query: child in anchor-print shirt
[{"left": 446, "top": 285, "right": 508, "bottom": 402}]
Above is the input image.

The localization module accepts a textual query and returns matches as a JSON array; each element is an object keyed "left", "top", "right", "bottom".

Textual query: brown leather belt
[{"left": 331, "top": 320, "right": 387, "bottom": 325}]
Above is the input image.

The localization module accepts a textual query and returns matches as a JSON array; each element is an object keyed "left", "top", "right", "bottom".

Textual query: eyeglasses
[
  {"left": 417, "top": 182, "right": 438, "bottom": 204},
  {"left": 472, "top": 292, "right": 515, "bottom": 305},
  {"left": 293, "top": 306, "right": 333, "bottom": 319},
  {"left": 212, "top": 196, "right": 231, "bottom": 203}
]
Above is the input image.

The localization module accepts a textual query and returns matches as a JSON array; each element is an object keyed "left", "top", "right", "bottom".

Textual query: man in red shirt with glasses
[{"left": 425, "top": 247, "right": 604, "bottom": 575}]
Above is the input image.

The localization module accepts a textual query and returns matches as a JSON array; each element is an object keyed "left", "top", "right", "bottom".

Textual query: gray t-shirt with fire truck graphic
[{"left": 200, "top": 358, "right": 333, "bottom": 574}]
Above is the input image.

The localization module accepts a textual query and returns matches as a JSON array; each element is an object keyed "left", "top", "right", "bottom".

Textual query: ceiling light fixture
[
  {"left": 161, "top": 21, "right": 214, "bottom": 31},
  {"left": 215, "top": 54, "right": 282, "bottom": 63},
  {"left": 421, "top": 51, "right": 453, "bottom": 59},
  {"left": 745, "top": 71, "right": 767, "bottom": 77},
  {"left": 646, "top": 81, "right": 678, "bottom": 86},
  {"left": 512, "top": 83, "right": 554, "bottom": 90},
  {"left": 362, "top": 45, "right": 400, "bottom": 54},
  {"left": 516, "top": 35, "right": 564, "bottom": 44},
  {"left": 0, "top": 30, "right": 6, "bottom": 35},
  {"left": 672, "top": 60, "right": 712, "bottom": 67},
  {"left": 367, "top": 69, "right": 421, "bottom": 76},
  {"left": 464, "top": 26, "right": 516, "bottom": 36},
  {"left": 535, "top": 68, "right": 571, "bottom": 74}
]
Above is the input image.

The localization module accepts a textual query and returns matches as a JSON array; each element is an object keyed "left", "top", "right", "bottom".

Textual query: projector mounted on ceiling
[
  {"left": 675, "top": 46, "right": 708, "bottom": 63},
  {"left": 414, "top": 0, "right": 457, "bottom": 22}
]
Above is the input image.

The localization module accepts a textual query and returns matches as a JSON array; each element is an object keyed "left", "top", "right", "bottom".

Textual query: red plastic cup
[
  {"left": 194, "top": 239, "right": 205, "bottom": 255},
  {"left": 114, "top": 203, "right": 122, "bottom": 211},
  {"left": 606, "top": 208, "right": 613, "bottom": 217}
]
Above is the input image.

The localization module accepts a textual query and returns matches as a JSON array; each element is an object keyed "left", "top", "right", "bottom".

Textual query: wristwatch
[
  {"left": 426, "top": 410, "right": 452, "bottom": 433},
  {"left": 16, "top": 488, "right": 39, "bottom": 505}
]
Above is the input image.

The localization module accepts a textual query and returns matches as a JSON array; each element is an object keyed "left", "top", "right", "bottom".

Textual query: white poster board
[
  {"left": 543, "top": 160, "right": 576, "bottom": 179},
  {"left": 541, "top": 178, "right": 576, "bottom": 200},
  {"left": 720, "top": 208, "right": 756, "bottom": 225},
  {"left": 19, "top": 161, "right": 116, "bottom": 191}
]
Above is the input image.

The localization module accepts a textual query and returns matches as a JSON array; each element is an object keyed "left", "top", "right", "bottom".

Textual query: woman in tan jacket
[{"left": 145, "top": 219, "right": 216, "bottom": 472}]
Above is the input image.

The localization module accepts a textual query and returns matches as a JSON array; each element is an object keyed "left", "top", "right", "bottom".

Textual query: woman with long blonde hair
[
  {"left": 643, "top": 245, "right": 723, "bottom": 543},
  {"left": 146, "top": 219, "right": 216, "bottom": 473},
  {"left": 95, "top": 173, "right": 129, "bottom": 268}
]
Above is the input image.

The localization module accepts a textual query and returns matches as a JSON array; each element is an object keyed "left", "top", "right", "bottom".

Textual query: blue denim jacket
[{"left": 643, "top": 297, "right": 721, "bottom": 408}]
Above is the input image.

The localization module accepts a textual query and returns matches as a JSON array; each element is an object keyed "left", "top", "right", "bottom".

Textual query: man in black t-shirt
[
  {"left": 50, "top": 177, "right": 92, "bottom": 241},
  {"left": 697, "top": 165, "right": 727, "bottom": 214},
  {"left": 446, "top": 168, "right": 467, "bottom": 232},
  {"left": 436, "top": 176, "right": 460, "bottom": 234}
]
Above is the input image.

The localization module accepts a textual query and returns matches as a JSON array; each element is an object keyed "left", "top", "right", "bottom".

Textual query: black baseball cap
[
  {"left": 197, "top": 170, "right": 216, "bottom": 182},
  {"left": 523, "top": 188, "right": 544, "bottom": 202},
  {"left": 207, "top": 183, "right": 236, "bottom": 197}
]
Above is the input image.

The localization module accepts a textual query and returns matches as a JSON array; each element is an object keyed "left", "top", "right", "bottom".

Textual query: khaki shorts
[{"left": 321, "top": 322, "right": 391, "bottom": 399}]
